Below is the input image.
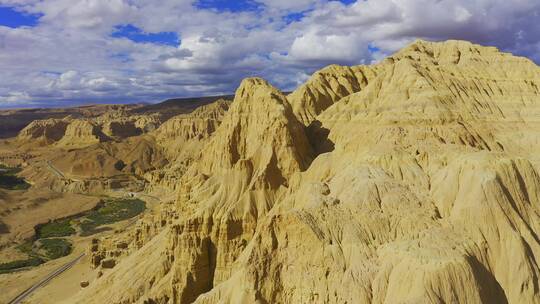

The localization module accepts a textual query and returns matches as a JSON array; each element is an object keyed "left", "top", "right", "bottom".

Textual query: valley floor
[{"left": 0, "top": 141, "right": 167, "bottom": 303}]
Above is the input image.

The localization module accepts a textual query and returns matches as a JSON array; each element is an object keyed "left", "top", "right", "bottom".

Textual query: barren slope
[{"left": 64, "top": 40, "right": 540, "bottom": 304}]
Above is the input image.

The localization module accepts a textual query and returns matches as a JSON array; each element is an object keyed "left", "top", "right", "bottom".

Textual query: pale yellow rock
[
  {"left": 16, "top": 118, "right": 70, "bottom": 145},
  {"left": 288, "top": 64, "right": 381, "bottom": 125},
  {"left": 98, "top": 111, "right": 162, "bottom": 137},
  {"left": 144, "top": 100, "right": 231, "bottom": 191},
  {"left": 51, "top": 135, "right": 168, "bottom": 178},
  {"left": 57, "top": 119, "right": 107, "bottom": 147},
  {"left": 70, "top": 77, "right": 313, "bottom": 304},
  {"left": 101, "top": 120, "right": 140, "bottom": 138},
  {"left": 154, "top": 99, "right": 230, "bottom": 161},
  {"left": 134, "top": 114, "right": 161, "bottom": 132},
  {"left": 66, "top": 40, "right": 540, "bottom": 304}
]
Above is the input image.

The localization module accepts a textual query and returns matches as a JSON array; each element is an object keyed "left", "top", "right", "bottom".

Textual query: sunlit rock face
[{"left": 69, "top": 40, "right": 540, "bottom": 304}]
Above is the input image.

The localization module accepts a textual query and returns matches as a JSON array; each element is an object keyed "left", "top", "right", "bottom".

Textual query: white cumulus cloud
[{"left": 0, "top": 0, "right": 538, "bottom": 107}]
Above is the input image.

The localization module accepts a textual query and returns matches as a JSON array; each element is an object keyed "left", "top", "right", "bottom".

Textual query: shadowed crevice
[
  {"left": 0, "top": 221, "right": 9, "bottom": 234},
  {"left": 467, "top": 256, "right": 508, "bottom": 304},
  {"left": 306, "top": 120, "right": 335, "bottom": 156}
]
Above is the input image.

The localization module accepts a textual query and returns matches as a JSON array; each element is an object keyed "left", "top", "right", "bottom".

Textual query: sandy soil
[
  {"left": 24, "top": 254, "right": 95, "bottom": 304},
  {"left": 0, "top": 136, "right": 169, "bottom": 303},
  {"left": 0, "top": 214, "right": 147, "bottom": 304},
  {"left": 0, "top": 244, "right": 86, "bottom": 304},
  {"left": 0, "top": 246, "right": 28, "bottom": 261},
  {"left": 0, "top": 143, "right": 103, "bottom": 247},
  {"left": 0, "top": 189, "right": 101, "bottom": 246}
]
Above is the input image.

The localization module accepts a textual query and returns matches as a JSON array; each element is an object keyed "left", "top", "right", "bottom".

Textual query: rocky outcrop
[
  {"left": 155, "top": 100, "right": 228, "bottom": 142},
  {"left": 154, "top": 99, "right": 230, "bottom": 160},
  {"left": 72, "top": 78, "right": 313, "bottom": 303},
  {"left": 57, "top": 119, "right": 107, "bottom": 147},
  {"left": 16, "top": 109, "right": 165, "bottom": 149},
  {"left": 68, "top": 40, "right": 540, "bottom": 304},
  {"left": 198, "top": 40, "right": 540, "bottom": 304},
  {"left": 100, "top": 111, "right": 162, "bottom": 137},
  {"left": 134, "top": 115, "right": 161, "bottom": 133},
  {"left": 288, "top": 64, "right": 380, "bottom": 125},
  {"left": 102, "top": 121, "right": 141, "bottom": 138},
  {"left": 145, "top": 100, "right": 231, "bottom": 192},
  {"left": 16, "top": 118, "right": 70, "bottom": 145},
  {"left": 51, "top": 135, "right": 167, "bottom": 178}
]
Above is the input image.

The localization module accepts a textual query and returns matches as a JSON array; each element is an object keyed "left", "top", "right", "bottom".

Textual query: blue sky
[
  {"left": 195, "top": 0, "right": 264, "bottom": 12},
  {"left": 112, "top": 24, "right": 179, "bottom": 47},
  {"left": 0, "top": 6, "right": 41, "bottom": 28},
  {"left": 0, "top": 0, "right": 539, "bottom": 108},
  {"left": 0, "top": 1, "right": 354, "bottom": 29}
]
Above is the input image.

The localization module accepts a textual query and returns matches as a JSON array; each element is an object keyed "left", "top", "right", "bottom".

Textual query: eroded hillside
[{"left": 4, "top": 39, "right": 540, "bottom": 304}]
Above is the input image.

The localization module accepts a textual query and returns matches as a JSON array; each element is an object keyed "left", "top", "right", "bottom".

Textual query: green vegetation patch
[
  {"left": 1, "top": 237, "right": 73, "bottom": 274},
  {"left": 38, "top": 238, "right": 72, "bottom": 260},
  {"left": 0, "top": 165, "right": 30, "bottom": 190},
  {"left": 36, "top": 218, "right": 76, "bottom": 238},
  {"left": 80, "top": 198, "right": 146, "bottom": 236},
  {"left": 16, "top": 239, "right": 36, "bottom": 256},
  {"left": 0, "top": 257, "right": 44, "bottom": 274},
  {"left": 0, "top": 174, "right": 30, "bottom": 190},
  {"left": 1, "top": 198, "right": 146, "bottom": 273}
]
